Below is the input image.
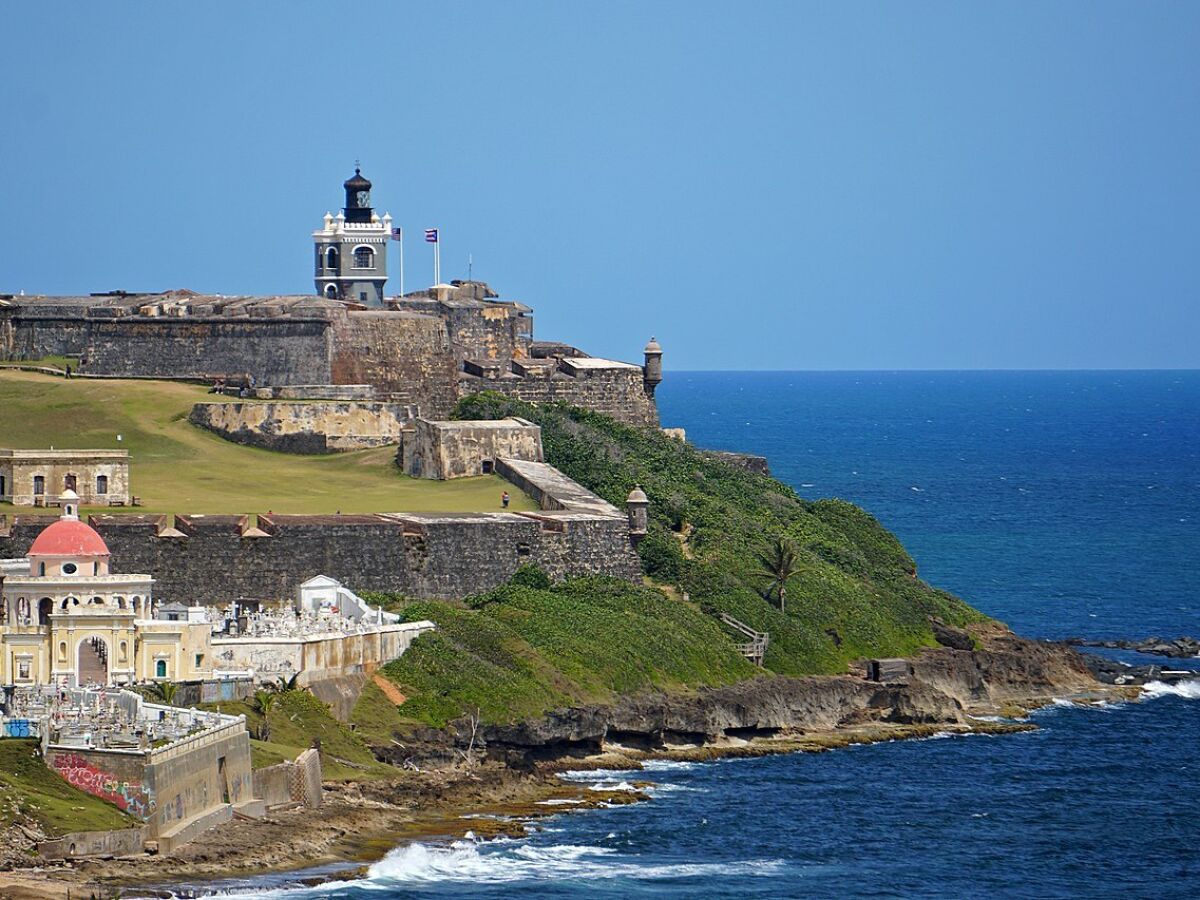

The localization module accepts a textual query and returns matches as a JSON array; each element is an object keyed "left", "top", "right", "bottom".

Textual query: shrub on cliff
[{"left": 453, "top": 392, "right": 989, "bottom": 676}]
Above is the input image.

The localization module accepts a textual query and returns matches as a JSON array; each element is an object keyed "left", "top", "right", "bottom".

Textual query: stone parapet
[{"left": 189, "top": 400, "right": 415, "bottom": 453}]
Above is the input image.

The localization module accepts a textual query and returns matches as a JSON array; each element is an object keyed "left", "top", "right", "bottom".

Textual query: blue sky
[{"left": 2, "top": 2, "right": 1197, "bottom": 369}]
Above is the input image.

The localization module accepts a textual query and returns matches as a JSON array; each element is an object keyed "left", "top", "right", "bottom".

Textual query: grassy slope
[
  {"left": 353, "top": 395, "right": 989, "bottom": 730},
  {"left": 368, "top": 577, "right": 757, "bottom": 729},
  {"left": 0, "top": 370, "right": 536, "bottom": 514},
  {"left": 200, "top": 691, "right": 396, "bottom": 781},
  {"left": 0, "top": 739, "right": 136, "bottom": 836}
]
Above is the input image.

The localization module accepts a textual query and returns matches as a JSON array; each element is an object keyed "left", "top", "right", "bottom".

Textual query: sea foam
[
  {"left": 364, "top": 838, "right": 785, "bottom": 885},
  {"left": 1142, "top": 679, "right": 1200, "bottom": 701}
]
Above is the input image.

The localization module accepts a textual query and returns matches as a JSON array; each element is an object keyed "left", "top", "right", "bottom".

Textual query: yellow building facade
[{"left": 0, "top": 492, "right": 211, "bottom": 686}]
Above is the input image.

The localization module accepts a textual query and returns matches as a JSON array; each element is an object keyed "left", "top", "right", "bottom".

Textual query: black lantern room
[{"left": 343, "top": 167, "right": 372, "bottom": 223}]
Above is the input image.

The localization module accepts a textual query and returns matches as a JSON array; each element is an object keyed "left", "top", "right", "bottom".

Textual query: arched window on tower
[
  {"left": 324, "top": 283, "right": 338, "bottom": 299},
  {"left": 326, "top": 247, "right": 339, "bottom": 270},
  {"left": 353, "top": 247, "right": 374, "bottom": 269}
]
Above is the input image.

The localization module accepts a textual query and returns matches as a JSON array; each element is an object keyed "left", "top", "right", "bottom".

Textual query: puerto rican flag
[
  {"left": 424, "top": 228, "right": 439, "bottom": 243},
  {"left": 391, "top": 227, "right": 402, "bottom": 241}
]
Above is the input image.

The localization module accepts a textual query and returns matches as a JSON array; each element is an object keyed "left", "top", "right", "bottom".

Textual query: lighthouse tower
[{"left": 313, "top": 166, "right": 391, "bottom": 306}]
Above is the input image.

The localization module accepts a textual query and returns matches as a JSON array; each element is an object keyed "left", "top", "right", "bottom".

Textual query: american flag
[
  {"left": 424, "top": 228, "right": 439, "bottom": 243},
  {"left": 390, "top": 227, "right": 402, "bottom": 241}
]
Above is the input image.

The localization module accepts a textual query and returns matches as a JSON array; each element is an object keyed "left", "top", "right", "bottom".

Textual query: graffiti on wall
[{"left": 51, "top": 752, "right": 157, "bottom": 819}]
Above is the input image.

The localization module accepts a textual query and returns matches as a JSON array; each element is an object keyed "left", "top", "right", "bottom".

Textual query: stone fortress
[
  {"left": 0, "top": 166, "right": 660, "bottom": 611},
  {"left": 0, "top": 167, "right": 664, "bottom": 428}
]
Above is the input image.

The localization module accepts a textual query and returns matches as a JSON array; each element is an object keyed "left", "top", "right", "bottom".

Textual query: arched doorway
[
  {"left": 77, "top": 636, "right": 109, "bottom": 686},
  {"left": 38, "top": 598, "right": 53, "bottom": 625}
]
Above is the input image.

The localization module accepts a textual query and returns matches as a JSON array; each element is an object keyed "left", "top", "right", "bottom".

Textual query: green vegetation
[
  {"left": 367, "top": 575, "right": 757, "bottom": 728},
  {"left": 452, "top": 393, "right": 988, "bottom": 677},
  {"left": 200, "top": 690, "right": 396, "bottom": 781},
  {"left": 0, "top": 739, "right": 135, "bottom": 836},
  {"left": 0, "top": 370, "right": 535, "bottom": 514},
  {"left": 0, "top": 355, "right": 75, "bottom": 372}
]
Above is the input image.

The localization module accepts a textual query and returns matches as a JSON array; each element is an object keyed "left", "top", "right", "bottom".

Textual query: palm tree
[
  {"left": 253, "top": 690, "right": 278, "bottom": 742},
  {"left": 153, "top": 681, "right": 180, "bottom": 706},
  {"left": 754, "top": 536, "right": 801, "bottom": 614}
]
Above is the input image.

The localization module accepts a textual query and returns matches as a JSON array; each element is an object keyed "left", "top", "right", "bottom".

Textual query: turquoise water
[{"left": 186, "top": 371, "right": 1200, "bottom": 899}]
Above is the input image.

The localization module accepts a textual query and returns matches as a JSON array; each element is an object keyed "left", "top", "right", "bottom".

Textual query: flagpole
[
  {"left": 434, "top": 231, "right": 441, "bottom": 286},
  {"left": 399, "top": 227, "right": 404, "bottom": 297}
]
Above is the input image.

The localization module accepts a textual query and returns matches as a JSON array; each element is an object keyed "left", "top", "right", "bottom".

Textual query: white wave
[
  {"left": 589, "top": 780, "right": 639, "bottom": 792},
  {"left": 558, "top": 767, "right": 638, "bottom": 782},
  {"left": 1142, "top": 679, "right": 1200, "bottom": 701},
  {"left": 365, "top": 839, "right": 785, "bottom": 885},
  {"left": 536, "top": 798, "right": 581, "bottom": 806},
  {"left": 640, "top": 759, "right": 698, "bottom": 772}
]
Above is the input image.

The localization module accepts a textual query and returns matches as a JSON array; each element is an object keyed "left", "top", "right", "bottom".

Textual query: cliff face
[{"left": 465, "top": 631, "right": 1097, "bottom": 766}]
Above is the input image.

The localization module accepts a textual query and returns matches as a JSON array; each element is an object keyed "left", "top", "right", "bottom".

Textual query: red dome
[{"left": 28, "top": 519, "right": 110, "bottom": 558}]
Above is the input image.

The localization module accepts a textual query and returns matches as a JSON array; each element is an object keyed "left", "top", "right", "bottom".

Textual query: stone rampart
[
  {"left": 459, "top": 366, "right": 658, "bottom": 427},
  {"left": 86, "top": 317, "right": 335, "bottom": 385},
  {"left": 0, "top": 503, "right": 641, "bottom": 605},
  {"left": 330, "top": 311, "right": 459, "bottom": 416},
  {"left": 2, "top": 288, "right": 660, "bottom": 430},
  {"left": 189, "top": 401, "right": 413, "bottom": 453},
  {"left": 400, "top": 417, "right": 543, "bottom": 479}
]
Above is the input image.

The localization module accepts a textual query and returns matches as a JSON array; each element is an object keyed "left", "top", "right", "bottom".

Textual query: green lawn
[
  {"left": 0, "top": 370, "right": 536, "bottom": 515},
  {"left": 0, "top": 739, "right": 136, "bottom": 836}
]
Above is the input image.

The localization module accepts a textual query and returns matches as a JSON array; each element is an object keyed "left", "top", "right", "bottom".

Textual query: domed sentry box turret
[
  {"left": 626, "top": 484, "right": 649, "bottom": 546},
  {"left": 643, "top": 337, "right": 663, "bottom": 397}
]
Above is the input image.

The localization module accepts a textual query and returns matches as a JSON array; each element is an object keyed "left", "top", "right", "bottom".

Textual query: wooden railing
[{"left": 718, "top": 613, "right": 769, "bottom": 667}]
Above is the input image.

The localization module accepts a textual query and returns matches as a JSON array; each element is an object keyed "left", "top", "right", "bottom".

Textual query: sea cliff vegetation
[{"left": 362, "top": 393, "right": 988, "bottom": 731}]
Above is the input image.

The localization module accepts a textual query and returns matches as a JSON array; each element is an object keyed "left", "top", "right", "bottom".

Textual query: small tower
[
  {"left": 643, "top": 337, "right": 663, "bottom": 397},
  {"left": 60, "top": 488, "right": 80, "bottom": 521},
  {"left": 626, "top": 484, "right": 649, "bottom": 546},
  {"left": 313, "top": 166, "right": 391, "bottom": 306}
]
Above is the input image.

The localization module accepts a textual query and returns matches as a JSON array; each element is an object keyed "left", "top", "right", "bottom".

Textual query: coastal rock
[
  {"left": 1063, "top": 636, "right": 1200, "bottom": 659},
  {"left": 471, "top": 630, "right": 1098, "bottom": 765}
]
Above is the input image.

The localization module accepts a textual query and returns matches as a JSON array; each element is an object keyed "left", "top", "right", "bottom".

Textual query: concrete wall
[
  {"left": 46, "top": 746, "right": 157, "bottom": 819},
  {"left": 190, "top": 401, "right": 413, "bottom": 453},
  {"left": 210, "top": 621, "right": 433, "bottom": 685},
  {"left": 146, "top": 721, "right": 252, "bottom": 841},
  {"left": 37, "top": 826, "right": 149, "bottom": 860},
  {"left": 401, "top": 417, "right": 543, "bottom": 479},
  {"left": 253, "top": 746, "right": 321, "bottom": 809},
  {"left": 43, "top": 716, "right": 253, "bottom": 850}
]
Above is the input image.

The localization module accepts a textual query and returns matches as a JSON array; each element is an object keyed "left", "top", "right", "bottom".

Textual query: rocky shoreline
[{"left": 0, "top": 626, "right": 1159, "bottom": 900}]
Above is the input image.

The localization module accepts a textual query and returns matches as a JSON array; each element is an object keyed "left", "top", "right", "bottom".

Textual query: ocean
[{"left": 188, "top": 371, "right": 1200, "bottom": 899}]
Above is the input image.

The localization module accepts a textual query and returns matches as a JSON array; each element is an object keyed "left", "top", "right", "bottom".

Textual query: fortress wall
[
  {"left": 3, "top": 312, "right": 91, "bottom": 360},
  {"left": 0, "top": 512, "right": 641, "bottom": 605},
  {"left": 460, "top": 368, "right": 659, "bottom": 427},
  {"left": 330, "top": 313, "right": 458, "bottom": 416},
  {"left": 442, "top": 305, "right": 531, "bottom": 362},
  {"left": 84, "top": 318, "right": 334, "bottom": 385},
  {"left": 189, "top": 401, "right": 412, "bottom": 453}
]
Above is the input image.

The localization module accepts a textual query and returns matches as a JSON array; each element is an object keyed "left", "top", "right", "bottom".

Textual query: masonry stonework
[
  {"left": 0, "top": 280, "right": 661, "bottom": 427},
  {"left": 189, "top": 401, "right": 413, "bottom": 453}
]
